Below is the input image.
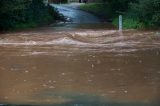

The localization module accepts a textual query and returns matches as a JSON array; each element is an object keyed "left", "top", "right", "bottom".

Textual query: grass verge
[
  {"left": 79, "top": 3, "right": 145, "bottom": 29},
  {"left": 112, "top": 16, "right": 145, "bottom": 29},
  {"left": 79, "top": 3, "right": 112, "bottom": 21}
]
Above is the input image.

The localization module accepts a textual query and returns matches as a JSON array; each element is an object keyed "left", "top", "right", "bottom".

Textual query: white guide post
[{"left": 119, "top": 15, "right": 123, "bottom": 32}]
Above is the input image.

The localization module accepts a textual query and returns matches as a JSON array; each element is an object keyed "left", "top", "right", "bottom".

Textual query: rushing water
[{"left": 0, "top": 29, "right": 160, "bottom": 106}]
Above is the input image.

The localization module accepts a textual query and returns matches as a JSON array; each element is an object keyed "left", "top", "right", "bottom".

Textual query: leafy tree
[
  {"left": 130, "top": 0, "right": 160, "bottom": 27},
  {"left": 0, "top": 0, "right": 62, "bottom": 30},
  {"left": 107, "top": 0, "right": 136, "bottom": 12}
]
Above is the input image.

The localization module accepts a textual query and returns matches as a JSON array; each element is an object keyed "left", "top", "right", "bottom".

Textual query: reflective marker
[{"left": 119, "top": 15, "right": 123, "bottom": 32}]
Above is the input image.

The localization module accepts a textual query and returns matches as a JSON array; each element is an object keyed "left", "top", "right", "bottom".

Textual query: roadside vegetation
[
  {"left": 0, "top": 0, "right": 64, "bottom": 31},
  {"left": 80, "top": 0, "right": 160, "bottom": 29}
]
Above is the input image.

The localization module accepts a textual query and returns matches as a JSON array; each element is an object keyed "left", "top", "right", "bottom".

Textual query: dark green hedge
[
  {"left": 0, "top": 0, "right": 62, "bottom": 30},
  {"left": 130, "top": 0, "right": 160, "bottom": 27}
]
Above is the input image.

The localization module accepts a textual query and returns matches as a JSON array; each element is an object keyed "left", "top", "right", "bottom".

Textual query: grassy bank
[
  {"left": 79, "top": 3, "right": 142, "bottom": 29},
  {"left": 79, "top": 1, "right": 160, "bottom": 29},
  {"left": 112, "top": 16, "right": 145, "bottom": 29}
]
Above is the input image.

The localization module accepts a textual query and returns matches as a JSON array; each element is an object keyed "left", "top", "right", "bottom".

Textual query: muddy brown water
[{"left": 0, "top": 29, "right": 160, "bottom": 106}]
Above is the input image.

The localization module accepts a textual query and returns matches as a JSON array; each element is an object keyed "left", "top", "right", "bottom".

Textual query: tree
[
  {"left": 0, "top": 0, "right": 62, "bottom": 30},
  {"left": 130, "top": 0, "right": 160, "bottom": 27}
]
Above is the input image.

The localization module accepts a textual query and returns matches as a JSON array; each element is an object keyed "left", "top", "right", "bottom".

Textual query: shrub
[
  {"left": 113, "top": 16, "right": 144, "bottom": 29},
  {"left": 130, "top": 0, "right": 160, "bottom": 27},
  {"left": 0, "top": 0, "right": 62, "bottom": 31}
]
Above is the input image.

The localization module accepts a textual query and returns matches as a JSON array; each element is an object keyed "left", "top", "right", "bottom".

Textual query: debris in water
[
  {"left": 25, "top": 70, "right": 29, "bottom": 73},
  {"left": 124, "top": 90, "right": 128, "bottom": 93},
  {"left": 92, "top": 55, "right": 96, "bottom": 58},
  {"left": 88, "top": 79, "right": 93, "bottom": 82},
  {"left": 92, "top": 64, "right": 95, "bottom": 68},
  {"left": 61, "top": 73, "right": 66, "bottom": 75},
  {"left": 49, "top": 86, "right": 55, "bottom": 89}
]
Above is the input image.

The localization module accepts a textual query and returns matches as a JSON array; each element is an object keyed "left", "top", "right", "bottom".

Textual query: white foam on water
[
  {"left": 74, "top": 30, "right": 117, "bottom": 37},
  {"left": 113, "top": 42, "right": 130, "bottom": 47},
  {"left": 0, "top": 41, "right": 38, "bottom": 46},
  {"left": 30, "top": 52, "right": 48, "bottom": 55},
  {"left": 0, "top": 31, "right": 160, "bottom": 55},
  {"left": 46, "top": 37, "right": 87, "bottom": 45}
]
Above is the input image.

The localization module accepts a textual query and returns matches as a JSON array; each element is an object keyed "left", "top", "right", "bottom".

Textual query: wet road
[
  {"left": 0, "top": 29, "right": 160, "bottom": 106},
  {"left": 50, "top": 4, "right": 100, "bottom": 23}
]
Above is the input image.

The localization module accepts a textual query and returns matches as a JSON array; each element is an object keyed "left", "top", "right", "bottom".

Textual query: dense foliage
[
  {"left": 80, "top": 0, "right": 160, "bottom": 28},
  {"left": 0, "top": 0, "right": 62, "bottom": 30},
  {"left": 130, "top": 0, "right": 160, "bottom": 27},
  {"left": 108, "top": 0, "right": 160, "bottom": 28}
]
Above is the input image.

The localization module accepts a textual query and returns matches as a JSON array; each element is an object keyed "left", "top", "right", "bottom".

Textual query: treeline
[
  {"left": 0, "top": 0, "right": 62, "bottom": 31},
  {"left": 108, "top": 0, "right": 160, "bottom": 28}
]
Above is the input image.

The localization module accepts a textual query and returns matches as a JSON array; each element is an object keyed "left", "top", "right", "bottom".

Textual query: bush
[
  {"left": 107, "top": 0, "right": 137, "bottom": 15},
  {"left": 130, "top": 0, "right": 160, "bottom": 27},
  {"left": 79, "top": 0, "right": 160, "bottom": 29},
  {"left": 0, "top": 0, "right": 30, "bottom": 30},
  {"left": 79, "top": 0, "right": 137, "bottom": 19},
  {"left": 0, "top": 0, "right": 62, "bottom": 31},
  {"left": 113, "top": 16, "right": 144, "bottom": 29}
]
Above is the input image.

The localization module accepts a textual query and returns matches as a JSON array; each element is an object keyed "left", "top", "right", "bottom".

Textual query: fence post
[{"left": 119, "top": 15, "right": 123, "bottom": 32}]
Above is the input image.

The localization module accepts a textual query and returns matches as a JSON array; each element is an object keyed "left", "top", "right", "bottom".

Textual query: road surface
[{"left": 50, "top": 4, "right": 100, "bottom": 23}]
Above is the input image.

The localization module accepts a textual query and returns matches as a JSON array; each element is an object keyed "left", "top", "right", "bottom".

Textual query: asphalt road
[{"left": 50, "top": 4, "right": 100, "bottom": 23}]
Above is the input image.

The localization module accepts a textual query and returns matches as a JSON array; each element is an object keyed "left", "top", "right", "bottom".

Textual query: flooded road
[{"left": 0, "top": 29, "right": 160, "bottom": 106}]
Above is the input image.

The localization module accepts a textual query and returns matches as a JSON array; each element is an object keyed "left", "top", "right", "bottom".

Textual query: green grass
[
  {"left": 79, "top": 3, "right": 112, "bottom": 19},
  {"left": 112, "top": 16, "right": 145, "bottom": 29},
  {"left": 79, "top": 3, "right": 147, "bottom": 29}
]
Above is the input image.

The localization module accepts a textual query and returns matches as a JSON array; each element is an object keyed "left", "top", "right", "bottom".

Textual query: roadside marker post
[{"left": 119, "top": 15, "right": 123, "bottom": 32}]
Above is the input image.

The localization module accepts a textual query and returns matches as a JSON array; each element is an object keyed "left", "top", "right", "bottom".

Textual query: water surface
[{"left": 0, "top": 30, "right": 160, "bottom": 106}]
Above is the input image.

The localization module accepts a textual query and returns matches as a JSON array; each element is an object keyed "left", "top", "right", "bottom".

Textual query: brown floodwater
[{"left": 0, "top": 29, "right": 160, "bottom": 106}]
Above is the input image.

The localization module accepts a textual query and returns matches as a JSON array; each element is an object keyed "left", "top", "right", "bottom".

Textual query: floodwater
[{"left": 0, "top": 29, "right": 160, "bottom": 106}]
